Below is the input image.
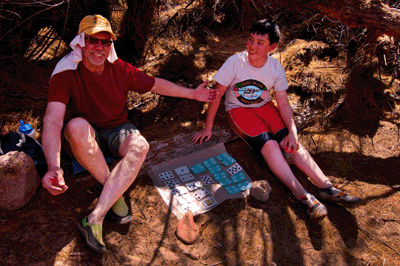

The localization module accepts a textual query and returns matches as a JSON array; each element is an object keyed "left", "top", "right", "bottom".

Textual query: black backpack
[{"left": 0, "top": 131, "right": 47, "bottom": 177}]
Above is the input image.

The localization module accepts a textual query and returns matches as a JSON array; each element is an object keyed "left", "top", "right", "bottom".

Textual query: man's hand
[
  {"left": 192, "top": 128, "right": 213, "bottom": 144},
  {"left": 42, "top": 168, "right": 68, "bottom": 195},
  {"left": 282, "top": 131, "right": 299, "bottom": 154},
  {"left": 193, "top": 81, "right": 217, "bottom": 102}
]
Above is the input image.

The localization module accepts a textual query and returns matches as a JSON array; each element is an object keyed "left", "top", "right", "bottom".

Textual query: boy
[{"left": 192, "top": 19, "right": 362, "bottom": 221}]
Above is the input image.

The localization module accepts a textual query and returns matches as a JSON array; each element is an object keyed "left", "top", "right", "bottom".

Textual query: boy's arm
[
  {"left": 41, "top": 101, "right": 68, "bottom": 195},
  {"left": 150, "top": 78, "right": 217, "bottom": 102},
  {"left": 275, "top": 90, "right": 299, "bottom": 153},
  {"left": 192, "top": 82, "right": 228, "bottom": 144}
]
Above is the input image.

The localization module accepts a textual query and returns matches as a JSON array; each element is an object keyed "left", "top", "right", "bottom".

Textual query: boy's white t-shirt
[{"left": 213, "top": 51, "right": 288, "bottom": 111}]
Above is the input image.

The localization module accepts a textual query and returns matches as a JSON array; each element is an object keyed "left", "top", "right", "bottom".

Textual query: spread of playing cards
[{"left": 148, "top": 143, "right": 252, "bottom": 220}]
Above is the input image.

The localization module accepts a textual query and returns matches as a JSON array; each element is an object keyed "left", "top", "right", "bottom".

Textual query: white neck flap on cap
[{"left": 51, "top": 32, "right": 118, "bottom": 77}]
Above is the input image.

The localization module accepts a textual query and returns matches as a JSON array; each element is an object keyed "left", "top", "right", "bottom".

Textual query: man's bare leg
[{"left": 65, "top": 118, "right": 149, "bottom": 225}]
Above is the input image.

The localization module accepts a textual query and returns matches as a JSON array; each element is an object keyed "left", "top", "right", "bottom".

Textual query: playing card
[
  {"left": 231, "top": 172, "right": 246, "bottom": 183},
  {"left": 203, "top": 157, "right": 218, "bottom": 169},
  {"left": 170, "top": 185, "right": 188, "bottom": 196},
  {"left": 164, "top": 179, "right": 180, "bottom": 189},
  {"left": 237, "top": 180, "right": 252, "bottom": 191},
  {"left": 199, "top": 174, "right": 214, "bottom": 186},
  {"left": 176, "top": 193, "right": 194, "bottom": 205},
  {"left": 207, "top": 164, "right": 223, "bottom": 175},
  {"left": 182, "top": 202, "right": 200, "bottom": 212},
  {"left": 213, "top": 171, "right": 229, "bottom": 181},
  {"left": 190, "top": 163, "right": 207, "bottom": 175},
  {"left": 182, "top": 193, "right": 194, "bottom": 202},
  {"left": 227, "top": 162, "right": 243, "bottom": 176},
  {"left": 192, "top": 187, "right": 210, "bottom": 200},
  {"left": 186, "top": 180, "right": 203, "bottom": 191},
  {"left": 158, "top": 171, "right": 175, "bottom": 181},
  {"left": 178, "top": 173, "right": 195, "bottom": 182},
  {"left": 174, "top": 166, "right": 190, "bottom": 176},
  {"left": 218, "top": 178, "right": 233, "bottom": 186},
  {"left": 216, "top": 152, "right": 236, "bottom": 166},
  {"left": 224, "top": 184, "right": 240, "bottom": 194},
  {"left": 200, "top": 196, "right": 218, "bottom": 209}
]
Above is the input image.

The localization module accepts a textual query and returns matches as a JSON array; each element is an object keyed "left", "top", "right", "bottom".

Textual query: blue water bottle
[{"left": 19, "top": 120, "right": 36, "bottom": 140}]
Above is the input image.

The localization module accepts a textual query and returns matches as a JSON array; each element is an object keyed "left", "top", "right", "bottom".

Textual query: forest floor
[{"left": 1, "top": 18, "right": 400, "bottom": 266}]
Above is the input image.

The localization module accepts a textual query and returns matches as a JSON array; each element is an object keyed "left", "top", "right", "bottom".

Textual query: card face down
[{"left": 190, "top": 163, "right": 207, "bottom": 175}]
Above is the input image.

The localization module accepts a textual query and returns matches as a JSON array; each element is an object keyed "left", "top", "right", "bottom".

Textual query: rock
[
  {"left": 0, "top": 151, "right": 41, "bottom": 210},
  {"left": 176, "top": 210, "right": 199, "bottom": 245},
  {"left": 250, "top": 180, "right": 272, "bottom": 202}
]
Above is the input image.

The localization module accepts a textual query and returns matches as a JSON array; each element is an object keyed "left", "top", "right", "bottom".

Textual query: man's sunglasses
[{"left": 85, "top": 37, "right": 113, "bottom": 47}]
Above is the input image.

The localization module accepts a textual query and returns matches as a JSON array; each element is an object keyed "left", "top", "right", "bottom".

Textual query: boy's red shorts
[{"left": 226, "top": 101, "right": 288, "bottom": 152}]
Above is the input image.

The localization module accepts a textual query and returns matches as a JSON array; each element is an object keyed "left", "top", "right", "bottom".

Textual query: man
[
  {"left": 41, "top": 14, "right": 216, "bottom": 253},
  {"left": 192, "top": 19, "right": 362, "bottom": 222}
]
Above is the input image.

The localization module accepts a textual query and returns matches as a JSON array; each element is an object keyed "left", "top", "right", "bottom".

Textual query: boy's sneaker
[
  {"left": 301, "top": 193, "right": 328, "bottom": 222},
  {"left": 318, "top": 186, "right": 363, "bottom": 205}
]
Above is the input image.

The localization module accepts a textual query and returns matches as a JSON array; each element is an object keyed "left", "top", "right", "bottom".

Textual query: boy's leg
[
  {"left": 280, "top": 142, "right": 363, "bottom": 205},
  {"left": 227, "top": 106, "right": 327, "bottom": 221},
  {"left": 260, "top": 140, "right": 307, "bottom": 200},
  {"left": 282, "top": 143, "right": 332, "bottom": 189}
]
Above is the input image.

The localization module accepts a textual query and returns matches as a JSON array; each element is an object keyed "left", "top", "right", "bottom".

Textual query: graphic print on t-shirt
[{"left": 233, "top": 79, "right": 270, "bottom": 105}]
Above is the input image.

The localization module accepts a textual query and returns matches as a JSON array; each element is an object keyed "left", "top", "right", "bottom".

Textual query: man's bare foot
[{"left": 176, "top": 211, "right": 199, "bottom": 245}]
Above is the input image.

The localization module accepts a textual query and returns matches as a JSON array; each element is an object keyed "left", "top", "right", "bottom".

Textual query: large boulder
[{"left": 0, "top": 151, "right": 41, "bottom": 210}]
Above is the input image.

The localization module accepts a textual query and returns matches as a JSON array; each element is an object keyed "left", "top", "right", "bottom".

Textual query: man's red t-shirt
[{"left": 48, "top": 59, "right": 155, "bottom": 128}]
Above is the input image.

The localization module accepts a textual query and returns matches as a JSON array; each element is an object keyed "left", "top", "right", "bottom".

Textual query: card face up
[
  {"left": 192, "top": 187, "right": 210, "bottom": 200},
  {"left": 201, "top": 196, "right": 218, "bottom": 209},
  {"left": 164, "top": 179, "right": 180, "bottom": 189},
  {"left": 182, "top": 202, "right": 200, "bottom": 212},
  {"left": 174, "top": 166, "right": 190, "bottom": 176},
  {"left": 199, "top": 174, "right": 214, "bottom": 186},
  {"left": 186, "top": 180, "right": 203, "bottom": 191},
  {"left": 158, "top": 171, "right": 175, "bottom": 181},
  {"left": 170, "top": 185, "right": 188, "bottom": 196},
  {"left": 190, "top": 163, "right": 207, "bottom": 175},
  {"left": 227, "top": 162, "right": 243, "bottom": 176},
  {"left": 178, "top": 173, "right": 195, "bottom": 182},
  {"left": 176, "top": 193, "right": 194, "bottom": 205}
]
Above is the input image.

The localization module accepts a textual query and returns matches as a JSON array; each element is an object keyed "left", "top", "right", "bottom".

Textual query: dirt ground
[
  {"left": 1, "top": 13, "right": 400, "bottom": 266},
  {"left": 1, "top": 99, "right": 400, "bottom": 266}
]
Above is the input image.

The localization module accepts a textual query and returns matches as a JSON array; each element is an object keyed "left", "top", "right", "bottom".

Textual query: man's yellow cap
[{"left": 78, "top": 14, "right": 117, "bottom": 41}]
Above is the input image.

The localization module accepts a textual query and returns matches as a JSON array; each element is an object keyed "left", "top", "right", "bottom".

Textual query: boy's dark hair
[{"left": 250, "top": 19, "right": 281, "bottom": 44}]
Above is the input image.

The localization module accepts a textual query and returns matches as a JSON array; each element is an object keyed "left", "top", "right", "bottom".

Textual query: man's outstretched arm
[{"left": 150, "top": 78, "right": 217, "bottom": 102}]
